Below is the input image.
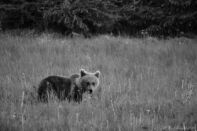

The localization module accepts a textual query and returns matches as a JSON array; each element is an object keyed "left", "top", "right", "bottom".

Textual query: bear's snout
[{"left": 88, "top": 89, "right": 93, "bottom": 94}]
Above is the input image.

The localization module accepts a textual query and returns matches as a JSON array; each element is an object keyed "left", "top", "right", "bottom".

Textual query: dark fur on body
[{"left": 38, "top": 75, "right": 82, "bottom": 102}]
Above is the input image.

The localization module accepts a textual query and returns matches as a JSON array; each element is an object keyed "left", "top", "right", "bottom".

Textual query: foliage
[{"left": 0, "top": 0, "right": 197, "bottom": 37}]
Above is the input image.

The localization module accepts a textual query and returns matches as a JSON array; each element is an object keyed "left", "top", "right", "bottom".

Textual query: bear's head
[{"left": 77, "top": 69, "right": 100, "bottom": 94}]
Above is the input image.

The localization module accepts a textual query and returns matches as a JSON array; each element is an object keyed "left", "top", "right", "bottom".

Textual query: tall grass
[{"left": 0, "top": 32, "right": 197, "bottom": 131}]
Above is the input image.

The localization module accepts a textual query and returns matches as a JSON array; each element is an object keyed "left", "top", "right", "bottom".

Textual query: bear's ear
[
  {"left": 95, "top": 71, "right": 100, "bottom": 78},
  {"left": 80, "top": 69, "right": 87, "bottom": 77}
]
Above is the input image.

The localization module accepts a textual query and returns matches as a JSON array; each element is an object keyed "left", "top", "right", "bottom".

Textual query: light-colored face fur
[{"left": 77, "top": 69, "right": 100, "bottom": 94}]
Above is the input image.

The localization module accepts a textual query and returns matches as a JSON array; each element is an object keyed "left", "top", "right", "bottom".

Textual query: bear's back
[{"left": 38, "top": 75, "right": 72, "bottom": 101}]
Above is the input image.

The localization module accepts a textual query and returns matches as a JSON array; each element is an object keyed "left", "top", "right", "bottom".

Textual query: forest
[{"left": 0, "top": 0, "right": 197, "bottom": 37}]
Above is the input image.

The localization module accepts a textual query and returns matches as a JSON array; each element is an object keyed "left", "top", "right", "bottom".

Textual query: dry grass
[{"left": 0, "top": 31, "right": 197, "bottom": 131}]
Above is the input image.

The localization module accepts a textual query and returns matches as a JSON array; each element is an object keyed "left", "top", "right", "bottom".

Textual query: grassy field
[{"left": 0, "top": 31, "right": 197, "bottom": 131}]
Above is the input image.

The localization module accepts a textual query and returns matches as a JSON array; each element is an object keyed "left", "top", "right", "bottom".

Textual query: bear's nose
[{"left": 89, "top": 89, "right": 93, "bottom": 94}]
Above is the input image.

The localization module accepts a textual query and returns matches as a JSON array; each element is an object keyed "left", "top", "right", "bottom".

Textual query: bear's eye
[
  {"left": 86, "top": 82, "right": 90, "bottom": 86},
  {"left": 92, "top": 82, "right": 95, "bottom": 86}
]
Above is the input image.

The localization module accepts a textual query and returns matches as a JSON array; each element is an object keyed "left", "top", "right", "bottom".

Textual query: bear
[{"left": 37, "top": 69, "right": 100, "bottom": 102}]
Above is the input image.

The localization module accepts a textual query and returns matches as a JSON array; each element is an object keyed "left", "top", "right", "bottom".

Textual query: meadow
[{"left": 0, "top": 31, "right": 197, "bottom": 131}]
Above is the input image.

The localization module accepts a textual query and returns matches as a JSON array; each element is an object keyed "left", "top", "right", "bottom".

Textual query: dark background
[{"left": 0, "top": 0, "right": 197, "bottom": 37}]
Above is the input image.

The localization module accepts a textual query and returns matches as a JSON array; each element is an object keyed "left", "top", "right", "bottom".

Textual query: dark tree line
[{"left": 0, "top": 0, "right": 197, "bottom": 37}]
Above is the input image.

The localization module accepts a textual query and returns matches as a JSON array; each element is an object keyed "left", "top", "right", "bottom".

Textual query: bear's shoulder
[{"left": 70, "top": 74, "right": 80, "bottom": 80}]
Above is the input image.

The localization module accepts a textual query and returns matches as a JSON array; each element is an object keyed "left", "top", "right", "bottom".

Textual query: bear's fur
[{"left": 37, "top": 69, "right": 100, "bottom": 102}]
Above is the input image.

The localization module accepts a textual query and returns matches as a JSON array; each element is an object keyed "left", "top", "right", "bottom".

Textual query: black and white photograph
[{"left": 0, "top": 0, "right": 197, "bottom": 130}]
